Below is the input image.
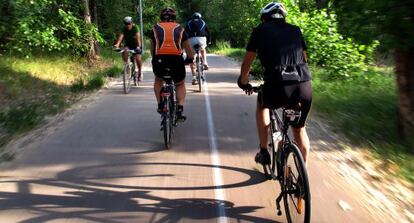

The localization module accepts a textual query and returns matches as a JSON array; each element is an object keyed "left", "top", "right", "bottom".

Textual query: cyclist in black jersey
[
  {"left": 114, "top": 16, "right": 143, "bottom": 81},
  {"left": 238, "top": 2, "right": 312, "bottom": 166}
]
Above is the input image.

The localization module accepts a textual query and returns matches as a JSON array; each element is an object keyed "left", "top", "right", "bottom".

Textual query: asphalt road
[{"left": 0, "top": 55, "right": 384, "bottom": 222}]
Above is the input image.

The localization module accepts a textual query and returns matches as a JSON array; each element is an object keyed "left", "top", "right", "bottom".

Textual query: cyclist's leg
[
  {"left": 200, "top": 37, "right": 208, "bottom": 68},
  {"left": 122, "top": 46, "right": 129, "bottom": 62},
  {"left": 152, "top": 57, "right": 165, "bottom": 107},
  {"left": 172, "top": 56, "right": 187, "bottom": 120},
  {"left": 290, "top": 81, "right": 312, "bottom": 164},
  {"left": 154, "top": 77, "right": 163, "bottom": 104},
  {"left": 256, "top": 102, "right": 270, "bottom": 150},
  {"left": 134, "top": 54, "right": 143, "bottom": 80},
  {"left": 292, "top": 127, "right": 310, "bottom": 163},
  {"left": 189, "top": 38, "right": 197, "bottom": 84}
]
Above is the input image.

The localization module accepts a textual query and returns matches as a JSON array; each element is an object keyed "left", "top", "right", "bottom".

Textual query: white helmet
[
  {"left": 123, "top": 16, "right": 133, "bottom": 25},
  {"left": 260, "top": 2, "right": 287, "bottom": 18}
]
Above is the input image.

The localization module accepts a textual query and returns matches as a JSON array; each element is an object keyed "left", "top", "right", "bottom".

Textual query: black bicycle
[
  {"left": 159, "top": 68, "right": 179, "bottom": 149},
  {"left": 115, "top": 48, "right": 140, "bottom": 94},
  {"left": 193, "top": 44, "right": 205, "bottom": 92},
  {"left": 253, "top": 86, "right": 311, "bottom": 223}
]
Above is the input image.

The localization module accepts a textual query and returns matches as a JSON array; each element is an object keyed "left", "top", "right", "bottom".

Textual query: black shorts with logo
[
  {"left": 258, "top": 80, "right": 312, "bottom": 128},
  {"left": 152, "top": 55, "right": 186, "bottom": 83}
]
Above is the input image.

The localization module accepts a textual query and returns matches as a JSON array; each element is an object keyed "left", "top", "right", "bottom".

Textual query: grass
[
  {"left": 0, "top": 48, "right": 124, "bottom": 148},
  {"left": 215, "top": 45, "right": 414, "bottom": 185},
  {"left": 210, "top": 41, "right": 245, "bottom": 61},
  {"left": 312, "top": 66, "right": 414, "bottom": 184}
]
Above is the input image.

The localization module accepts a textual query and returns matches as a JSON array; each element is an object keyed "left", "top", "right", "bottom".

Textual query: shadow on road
[{"left": 0, "top": 162, "right": 276, "bottom": 223}]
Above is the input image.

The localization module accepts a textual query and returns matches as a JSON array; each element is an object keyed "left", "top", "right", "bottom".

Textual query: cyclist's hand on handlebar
[
  {"left": 184, "top": 58, "right": 194, "bottom": 65},
  {"left": 237, "top": 76, "right": 253, "bottom": 95},
  {"left": 135, "top": 47, "right": 142, "bottom": 54}
]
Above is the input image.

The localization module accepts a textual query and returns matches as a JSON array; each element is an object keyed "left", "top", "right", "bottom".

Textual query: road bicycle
[
  {"left": 115, "top": 48, "right": 140, "bottom": 94},
  {"left": 252, "top": 86, "right": 311, "bottom": 223},
  {"left": 193, "top": 44, "right": 205, "bottom": 92},
  {"left": 159, "top": 68, "right": 179, "bottom": 149}
]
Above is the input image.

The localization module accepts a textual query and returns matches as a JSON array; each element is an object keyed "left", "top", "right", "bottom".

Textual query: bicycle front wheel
[
  {"left": 123, "top": 63, "right": 132, "bottom": 94},
  {"left": 283, "top": 143, "right": 311, "bottom": 223}
]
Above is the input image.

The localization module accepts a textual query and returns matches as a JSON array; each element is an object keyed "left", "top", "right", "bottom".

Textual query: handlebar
[{"left": 114, "top": 48, "right": 139, "bottom": 54}]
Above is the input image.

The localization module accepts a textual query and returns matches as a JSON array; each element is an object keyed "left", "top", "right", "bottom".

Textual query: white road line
[{"left": 203, "top": 81, "right": 228, "bottom": 223}]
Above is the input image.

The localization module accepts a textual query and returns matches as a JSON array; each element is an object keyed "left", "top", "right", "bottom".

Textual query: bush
[
  {"left": 105, "top": 65, "right": 122, "bottom": 78},
  {"left": 85, "top": 74, "right": 105, "bottom": 90}
]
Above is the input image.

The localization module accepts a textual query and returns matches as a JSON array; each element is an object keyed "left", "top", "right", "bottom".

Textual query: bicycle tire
[
  {"left": 283, "top": 143, "right": 311, "bottom": 223},
  {"left": 123, "top": 63, "right": 132, "bottom": 94},
  {"left": 196, "top": 57, "right": 202, "bottom": 92},
  {"left": 162, "top": 99, "right": 172, "bottom": 149}
]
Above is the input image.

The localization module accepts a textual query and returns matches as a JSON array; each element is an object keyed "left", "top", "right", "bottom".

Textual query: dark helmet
[
  {"left": 160, "top": 7, "right": 176, "bottom": 21},
  {"left": 192, "top": 12, "right": 202, "bottom": 19},
  {"left": 260, "top": 2, "right": 287, "bottom": 21}
]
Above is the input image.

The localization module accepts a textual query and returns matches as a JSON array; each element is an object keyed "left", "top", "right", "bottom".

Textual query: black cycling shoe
[
  {"left": 255, "top": 149, "right": 271, "bottom": 165},
  {"left": 177, "top": 111, "right": 186, "bottom": 122},
  {"left": 157, "top": 103, "right": 163, "bottom": 114}
]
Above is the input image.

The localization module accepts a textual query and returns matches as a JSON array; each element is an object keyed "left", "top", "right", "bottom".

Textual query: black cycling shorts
[
  {"left": 152, "top": 55, "right": 186, "bottom": 83},
  {"left": 258, "top": 81, "right": 312, "bottom": 128}
]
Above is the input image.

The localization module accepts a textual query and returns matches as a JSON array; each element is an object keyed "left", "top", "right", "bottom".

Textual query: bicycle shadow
[{"left": 0, "top": 162, "right": 279, "bottom": 223}]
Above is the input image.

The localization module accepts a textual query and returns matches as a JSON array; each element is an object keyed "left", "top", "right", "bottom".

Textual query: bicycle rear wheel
[
  {"left": 123, "top": 63, "right": 132, "bottom": 94},
  {"left": 283, "top": 143, "right": 311, "bottom": 223},
  {"left": 196, "top": 57, "right": 202, "bottom": 92}
]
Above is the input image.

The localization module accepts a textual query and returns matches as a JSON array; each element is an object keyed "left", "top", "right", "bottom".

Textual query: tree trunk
[
  {"left": 91, "top": 0, "right": 100, "bottom": 56},
  {"left": 82, "top": 0, "right": 97, "bottom": 61},
  {"left": 395, "top": 48, "right": 414, "bottom": 147}
]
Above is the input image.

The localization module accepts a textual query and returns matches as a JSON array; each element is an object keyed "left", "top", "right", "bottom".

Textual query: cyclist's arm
[
  {"left": 135, "top": 32, "right": 141, "bottom": 48},
  {"left": 114, "top": 34, "right": 124, "bottom": 48},
  {"left": 150, "top": 40, "right": 155, "bottom": 57},
  {"left": 239, "top": 51, "right": 256, "bottom": 85},
  {"left": 303, "top": 51, "right": 308, "bottom": 63},
  {"left": 183, "top": 39, "right": 194, "bottom": 59}
]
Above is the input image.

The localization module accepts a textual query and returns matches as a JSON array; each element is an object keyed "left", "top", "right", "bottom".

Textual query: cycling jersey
[
  {"left": 152, "top": 22, "right": 187, "bottom": 56},
  {"left": 246, "top": 19, "right": 311, "bottom": 83},
  {"left": 185, "top": 18, "right": 210, "bottom": 41},
  {"left": 122, "top": 24, "right": 139, "bottom": 48}
]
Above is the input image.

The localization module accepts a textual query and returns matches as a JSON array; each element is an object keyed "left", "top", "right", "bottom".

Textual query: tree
[
  {"left": 82, "top": 0, "right": 98, "bottom": 61},
  {"left": 333, "top": 0, "right": 414, "bottom": 146}
]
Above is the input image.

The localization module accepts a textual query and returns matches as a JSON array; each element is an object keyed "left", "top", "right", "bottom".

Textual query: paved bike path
[{"left": 0, "top": 55, "right": 382, "bottom": 222}]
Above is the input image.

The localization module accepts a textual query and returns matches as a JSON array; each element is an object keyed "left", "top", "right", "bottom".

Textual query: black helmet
[
  {"left": 160, "top": 7, "right": 176, "bottom": 21},
  {"left": 192, "top": 12, "right": 202, "bottom": 19}
]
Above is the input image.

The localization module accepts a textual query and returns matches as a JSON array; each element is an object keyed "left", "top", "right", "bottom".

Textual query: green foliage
[
  {"left": 283, "top": 1, "right": 378, "bottom": 79},
  {"left": 1, "top": 0, "right": 104, "bottom": 56},
  {"left": 0, "top": 103, "right": 42, "bottom": 132},
  {"left": 333, "top": 1, "right": 414, "bottom": 50},
  {"left": 86, "top": 74, "right": 105, "bottom": 90},
  {"left": 105, "top": 65, "right": 122, "bottom": 78}
]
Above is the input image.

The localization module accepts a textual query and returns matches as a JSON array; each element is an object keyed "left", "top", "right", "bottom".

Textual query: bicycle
[
  {"left": 115, "top": 48, "right": 140, "bottom": 94},
  {"left": 252, "top": 85, "right": 311, "bottom": 223},
  {"left": 159, "top": 68, "right": 179, "bottom": 149},
  {"left": 193, "top": 44, "right": 205, "bottom": 92}
]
